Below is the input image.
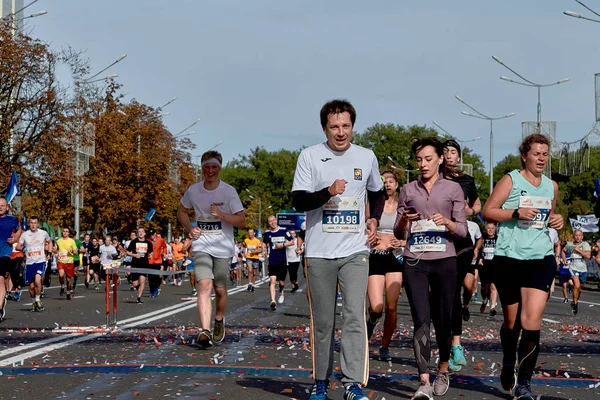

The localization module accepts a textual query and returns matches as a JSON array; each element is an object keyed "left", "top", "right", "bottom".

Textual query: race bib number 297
[{"left": 518, "top": 196, "right": 551, "bottom": 229}]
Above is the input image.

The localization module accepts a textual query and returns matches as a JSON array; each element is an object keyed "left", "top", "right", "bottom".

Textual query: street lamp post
[
  {"left": 491, "top": 56, "right": 569, "bottom": 129},
  {"left": 246, "top": 190, "right": 262, "bottom": 230},
  {"left": 455, "top": 95, "right": 515, "bottom": 195},
  {"left": 432, "top": 121, "right": 482, "bottom": 166},
  {"left": 564, "top": 1, "right": 600, "bottom": 24},
  {"left": 174, "top": 118, "right": 201, "bottom": 138},
  {"left": 386, "top": 156, "right": 418, "bottom": 183}
]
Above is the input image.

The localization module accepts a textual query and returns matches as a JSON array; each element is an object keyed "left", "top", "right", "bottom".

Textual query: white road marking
[
  {"left": 0, "top": 278, "right": 267, "bottom": 366},
  {"left": 543, "top": 318, "right": 561, "bottom": 324}
]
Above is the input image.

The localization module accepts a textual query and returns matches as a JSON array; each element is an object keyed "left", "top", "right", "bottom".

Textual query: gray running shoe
[
  {"left": 213, "top": 318, "right": 225, "bottom": 343},
  {"left": 411, "top": 383, "right": 434, "bottom": 400},
  {"left": 433, "top": 372, "right": 450, "bottom": 396}
]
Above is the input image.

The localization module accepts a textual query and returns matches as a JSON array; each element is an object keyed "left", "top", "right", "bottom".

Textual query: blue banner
[
  {"left": 277, "top": 213, "right": 306, "bottom": 231},
  {"left": 145, "top": 208, "right": 156, "bottom": 221}
]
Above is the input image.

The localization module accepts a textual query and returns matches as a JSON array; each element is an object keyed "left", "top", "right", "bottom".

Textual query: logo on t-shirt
[
  {"left": 354, "top": 168, "right": 362, "bottom": 181},
  {"left": 320, "top": 157, "right": 331, "bottom": 162}
]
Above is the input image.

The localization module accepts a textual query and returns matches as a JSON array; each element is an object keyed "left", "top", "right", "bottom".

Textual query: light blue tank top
[{"left": 495, "top": 170, "right": 554, "bottom": 260}]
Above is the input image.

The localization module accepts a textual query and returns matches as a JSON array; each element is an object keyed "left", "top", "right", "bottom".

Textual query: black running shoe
[
  {"left": 197, "top": 329, "right": 213, "bottom": 349},
  {"left": 500, "top": 365, "right": 516, "bottom": 392},
  {"left": 571, "top": 302, "right": 578, "bottom": 315},
  {"left": 462, "top": 306, "right": 471, "bottom": 322},
  {"left": 59, "top": 287, "right": 65, "bottom": 296}
]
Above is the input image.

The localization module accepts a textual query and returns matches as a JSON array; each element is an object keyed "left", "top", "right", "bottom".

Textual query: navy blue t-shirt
[
  {"left": 0, "top": 215, "right": 19, "bottom": 258},
  {"left": 263, "top": 227, "right": 291, "bottom": 266}
]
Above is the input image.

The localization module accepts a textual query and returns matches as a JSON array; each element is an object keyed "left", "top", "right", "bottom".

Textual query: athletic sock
[
  {"left": 517, "top": 329, "right": 541, "bottom": 384},
  {"left": 500, "top": 325, "right": 520, "bottom": 367}
]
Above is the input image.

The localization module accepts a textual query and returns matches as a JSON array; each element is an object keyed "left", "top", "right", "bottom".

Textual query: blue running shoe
[
  {"left": 343, "top": 383, "right": 368, "bottom": 400},
  {"left": 451, "top": 345, "right": 467, "bottom": 366},
  {"left": 513, "top": 382, "right": 535, "bottom": 399},
  {"left": 13, "top": 291, "right": 21, "bottom": 302},
  {"left": 309, "top": 380, "right": 328, "bottom": 400}
]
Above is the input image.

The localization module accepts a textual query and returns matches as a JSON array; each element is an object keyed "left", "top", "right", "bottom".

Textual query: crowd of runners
[{"left": 1, "top": 98, "right": 599, "bottom": 400}]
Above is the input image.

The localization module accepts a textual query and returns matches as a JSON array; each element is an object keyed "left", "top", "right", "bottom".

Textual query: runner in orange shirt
[{"left": 148, "top": 230, "right": 167, "bottom": 297}]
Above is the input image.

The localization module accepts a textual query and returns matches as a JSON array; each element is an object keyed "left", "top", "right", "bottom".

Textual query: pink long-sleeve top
[{"left": 396, "top": 175, "right": 468, "bottom": 260}]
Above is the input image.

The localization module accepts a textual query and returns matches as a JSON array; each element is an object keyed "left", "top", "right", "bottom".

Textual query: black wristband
[{"left": 512, "top": 209, "right": 519, "bottom": 219}]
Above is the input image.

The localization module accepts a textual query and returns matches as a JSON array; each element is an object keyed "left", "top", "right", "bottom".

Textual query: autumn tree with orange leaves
[{"left": 2, "top": 22, "right": 197, "bottom": 238}]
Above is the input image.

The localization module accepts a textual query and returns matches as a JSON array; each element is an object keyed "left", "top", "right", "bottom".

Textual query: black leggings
[
  {"left": 148, "top": 264, "right": 162, "bottom": 292},
  {"left": 403, "top": 257, "right": 457, "bottom": 374},
  {"left": 452, "top": 250, "right": 475, "bottom": 336},
  {"left": 287, "top": 262, "right": 300, "bottom": 282}
]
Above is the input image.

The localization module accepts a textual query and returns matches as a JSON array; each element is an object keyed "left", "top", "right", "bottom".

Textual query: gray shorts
[
  {"left": 246, "top": 259, "right": 260, "bottom": 268},
  {"left": 193, "top": 252, "right": 230, "bottom": 288}
]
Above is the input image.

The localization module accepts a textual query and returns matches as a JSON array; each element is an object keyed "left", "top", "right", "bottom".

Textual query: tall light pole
[
  {"left": 86, "top": 54, "right": 127, "bottom": 82},
  {"left": 564, "top": 1, "right": 600, "bottom": 24},
  {"left": 455, "top": 95, "right": 515, "bottom": 195},
  {"left": 71, "top": 56, "right": 126, "bottom": 238},
  {"left": 431, "top": 121, "right": 482, "bottom": 166},
  {"left": 491, "top": 56, "right": 569, "bottom": 129},
  {"left": 386, "top": 156, "right": 418, "bottom": 183},
  {"left": 174, "top": 118, "right": 201, "bottom": 138},
  {"left": 246, "top": 189, "right": 262, "bottom": 230}
]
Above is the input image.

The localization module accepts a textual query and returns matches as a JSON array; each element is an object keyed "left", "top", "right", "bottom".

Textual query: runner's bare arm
[{"left": 214, "top": 210, "right": 246, "bottom": 228}]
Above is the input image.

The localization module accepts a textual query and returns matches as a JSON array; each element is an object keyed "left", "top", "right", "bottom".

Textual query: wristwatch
[{"left": 512, "top": 209, "right": 519, "bottom": 219}]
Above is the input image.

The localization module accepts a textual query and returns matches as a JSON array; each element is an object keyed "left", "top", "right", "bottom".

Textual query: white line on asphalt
[
  {"left": 0, "top": 335, "right": 81, "bottom": 359},
  {"left": 0, "top": 278, "right": 268, "bottom": 366},
  {"left": 550, "top": 295, "right": 600, "bottom": 307},
  {"left": 543, "top": 318, "right": 561, "bottom": 324},
  {"left": 0, "top": 333, "right": 101, "bottom": 366}
]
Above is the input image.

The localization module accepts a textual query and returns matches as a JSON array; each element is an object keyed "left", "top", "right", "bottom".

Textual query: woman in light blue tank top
[{"left": 482, "top": 134, "right": 564, "bottom": 400}]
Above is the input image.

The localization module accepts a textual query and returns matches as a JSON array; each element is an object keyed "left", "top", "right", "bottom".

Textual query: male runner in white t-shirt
[
  {"left": 178, "top": 150, "right": 246, "bottom": 349},
  {"left": 292, "top": 99, "right": 384, "bottom": 400},
  {"left": 17, "top": 216, "right": 50, "bottom": 311}
]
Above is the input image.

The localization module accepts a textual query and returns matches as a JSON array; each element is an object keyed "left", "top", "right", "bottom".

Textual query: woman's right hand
[{"left": 402, "top": 210, "right": 420, "bottom": 222}]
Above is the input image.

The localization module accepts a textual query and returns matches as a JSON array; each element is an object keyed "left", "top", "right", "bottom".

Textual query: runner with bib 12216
[
  {"left": 517, "top": 196, "right": 551, "bottom": 229},
  {"left": 409, "top": 219, "right": 446, "bottom": 252},
  {"left": 322, "top": 197, "right": 360, "bottom": 232}
]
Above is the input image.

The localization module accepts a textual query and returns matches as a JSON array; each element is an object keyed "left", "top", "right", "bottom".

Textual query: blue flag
[
  {"left": 594, "top": 178, "right": 600, "bottom": 198},
  {"left": 21, "top": 211, "right": 28, "bottom": 230},
  {"left": 145, "top": 208, "right": 156, "bottom": 221},
  {"left": 5, "top": 171, "right": 20, "bottom": 204}
]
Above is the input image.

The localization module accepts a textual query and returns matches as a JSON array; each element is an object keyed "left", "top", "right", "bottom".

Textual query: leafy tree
[
  {"left": 353, "top": 123, "right": 487, "bottom": 197},
  {"left": 220, "top": 147, "right": 299, "bottom": 229}
]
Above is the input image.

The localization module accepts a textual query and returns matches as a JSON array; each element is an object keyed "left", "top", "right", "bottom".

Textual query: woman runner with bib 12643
[{"left": 482, "top": 134, "right": 563, "bottom": 400}]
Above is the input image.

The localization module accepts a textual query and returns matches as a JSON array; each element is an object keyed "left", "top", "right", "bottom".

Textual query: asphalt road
[{"left": 0, "top": 271, "right": 598, "bottom": 400}]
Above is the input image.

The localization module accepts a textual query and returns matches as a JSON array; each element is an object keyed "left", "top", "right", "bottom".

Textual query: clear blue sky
[{"left": 29, "top": 0, "right": 600, "bottom": 170}]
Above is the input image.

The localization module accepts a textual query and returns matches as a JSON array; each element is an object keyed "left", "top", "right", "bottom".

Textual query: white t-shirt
[
  {"left": 19, "top": 229, "right": 50, "bottom": 265},
  {"left": 232, "top": 244, "right": 241, "bottom": 264},
  {"left": 548, "top": 228, "right": 559, "bottom": 244},
  {"left": 467, "top": 221, "right": 482, "bottom": 245},
  {"left": 99, "top": 245, "right": 117, "bottom": 265},
  {"left": 286, "top": 238, "right": 301, "bottom": 264},
  {"left": 180, "top": 180, "right": 244, "bottom": 258},
  {"left": 292, "top": 142, "right": 382, "bottom": 258}
]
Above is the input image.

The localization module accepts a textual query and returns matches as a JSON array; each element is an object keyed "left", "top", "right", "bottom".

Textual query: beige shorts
[{"left": 192, "top": 252, "right": 230, "bottom": 288}]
